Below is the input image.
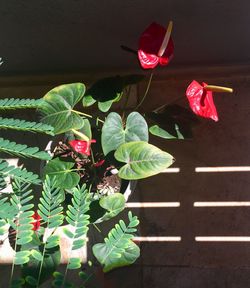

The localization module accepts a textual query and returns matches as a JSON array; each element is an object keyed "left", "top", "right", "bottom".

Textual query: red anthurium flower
[
  {"left": 138, "top": 22, "right": 174, "bottom": 69},
  {"left": 69, "top": 139, "right": 96, "bottom": 156},
  {"left": 186, "top": 80, "right": 219, "bottom": 122},
  {"left": 32, "top": 211, "right": 41, "bottom": 231}
]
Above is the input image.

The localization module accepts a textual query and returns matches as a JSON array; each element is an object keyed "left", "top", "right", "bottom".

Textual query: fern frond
[
  {"left": 0, "top": 195, "right": 17, "bottom": 220},
  {"left": 0, "top": 98, "right": 44, "bottom": 110},
  {"left": 0, "top": 174, "right": 6, "bottom": 190},
  {"left": 63, "top": 184, "right": 90, "bottom": 271},
  {"left": 92, "top": 211, "right": 140, "bottom": 272},
  {"left": 64, "top": 185, "right": 90, "bottom": 249},
  {"left": 0, "top": 117, "right": 54, "bottom": 135},
  {"left": 0, "top": 196, "right": 17, "bottom": 235},
  {"left": 36, "top": 176, "right": 64, "bottom": 286},
  {"left": 0, "top": 138, "right": 51, "bottom": 160},
  {"left": 38, "top": 176, "right": 64, "bottom": 229},
  {"left": 10, "top": 179, "right": 34, "bottom": 246},
  {"left": 0, "top": 159, "right": 41, "bottom": 186}
]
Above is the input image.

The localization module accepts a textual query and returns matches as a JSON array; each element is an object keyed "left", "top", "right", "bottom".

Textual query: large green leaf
[
  {"left": 44, "top": 158, "right": 80, "bottom": 189},
  {"left": 93, "top": 240, "right": 139, "bottom": 273},
  {"left": 39, "top": 83, "right": 86, "bottom": 134},
  {"left": 101, "top": 112, "right": 148, "bottom": 155},
  {"left": 115, "top": 141, "right": 174, "bottom": 180},
  {"left": 99, "top": 193, "right": 126, "bottom": 221},
  {"left": 149, "top": 125, "right": 176, "bottom": 139}
]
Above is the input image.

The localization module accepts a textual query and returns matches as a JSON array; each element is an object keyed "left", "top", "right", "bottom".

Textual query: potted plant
[{"left": 0, "top": 21, "right": 233, "bottom": 287}]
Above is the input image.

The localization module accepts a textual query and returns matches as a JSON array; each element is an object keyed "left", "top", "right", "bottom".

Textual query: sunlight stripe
[
  {"left": 195, "top": 166, "right": 250, "bottom": 172},
  {"left": 195, "top": 236, "right": 250, "bottom": 242},
  {"left": 126, "top": 202, "right": 180, "bottom": 208},
  {"left": 194, "top": 201, "right": 250, "bottom": 207},
  {"left": 161, "top": 168, "right": 180, "bottom": 173},
  {"left": 133, "top": 236, "right": 181, "bottom": 242}
]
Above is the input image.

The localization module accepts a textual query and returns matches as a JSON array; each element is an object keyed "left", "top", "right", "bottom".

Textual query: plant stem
[
  {"left": 134, "top": 72, "right": 154, "bottom": 110},
  {"left": 93, "top": 223, "right": 101, "bottom": 233},
  {"left": 72, "top": 110, "right": 93, "bottom": 119},
  {"left": 9, "top": 232, "right": 17, "bottom": 287},
  {"left": 122, "top": 86, "right": 130, "bottom": 111},
  {"left": 36, "top": 241, "right": 46, "bottom": 287}
]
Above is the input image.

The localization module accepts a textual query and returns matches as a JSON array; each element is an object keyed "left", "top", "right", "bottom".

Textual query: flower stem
[
  {"left": 134, "top": 72, "right": 154, "bottom": 110},
  {"left": 158, "top": 21, "right": 173, "bottom": 57},
  {"left": 72, "top": 129, "right": 89, "bottom": 141},
  {"left": 204, "top": 85, "right": 233, "bottom": 93}
]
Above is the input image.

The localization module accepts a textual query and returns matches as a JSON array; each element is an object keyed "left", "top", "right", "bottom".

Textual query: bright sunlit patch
[
  {"left": 195, "top": 166, "right": 250, "bottom": 172},
  {"left": 195, "top": 236, "right": 250, "bottom": 242},
  {"left": 126, "top": 202, "right": 180, "bottom": 208},
  {"left": 194, "top": 202, "right": 250, "bottom": 207},
  {"left": 133, "top": 236, "right": 181, "bottom": 242},
  {"left": 162, "top": 168, "right": 180, "bottom": 173}
]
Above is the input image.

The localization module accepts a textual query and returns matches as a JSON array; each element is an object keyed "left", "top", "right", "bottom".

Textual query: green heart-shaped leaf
[
  {"left": 44, "top": 158, "right": 80, "bottom": 189},
  {"left": 39, "top": 83, "right": 86, "bottom": 134},
  {"left": 101, "top": 112, "right": 148, "bottom": 155},
  {"left": 115, "top": 141, "right": 174, "bottom": 180},
  {"left": 82, "top": 94, "right": 96, "bottom": 107},
  {"left": 98, "top": 100, "right": 113, "bottom": 112},
  {"left": 99, "top": 193, "right": 126, "bottom": 221},
  {"left": 80, "top": 118, "right": 92, "bottom": 139}
]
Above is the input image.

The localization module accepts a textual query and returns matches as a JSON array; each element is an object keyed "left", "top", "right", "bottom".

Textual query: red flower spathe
[
  {"left": 138, "top": 22, "right": 174, "bottom": 69},
  {"left": 32, "top": 211, "right": 41, "bottom": 231},
  {"left": 69, "top": 139, "right": 96, "bottom": 156},
  {"left": 186, "top": 80, "right": 218, "bottom": 122}
]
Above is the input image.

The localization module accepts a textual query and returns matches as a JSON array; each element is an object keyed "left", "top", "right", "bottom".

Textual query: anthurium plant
[{"left": 0, "top": 21, "right": 233, "bottom": 288}]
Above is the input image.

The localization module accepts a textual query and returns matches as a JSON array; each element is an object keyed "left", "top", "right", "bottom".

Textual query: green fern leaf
[
  {"left": 0, "top": 117, "right": 54, "bottom": 135},
  {"left": 0, "top": 195, "right": 17, "bottom": 223},
  {"left": 14, "top": 251, "right": 31, "bottom": 265},
  {"left": 68, "top": 257, "right": 81, "bottom": 270},
  {"left": 0, "top": 159, "right": 41, "bottom": 186},
  {"left": 38, "top": 176, "right": 64, "bottom": 229},
  {"left": 0, "top": 98, "right": 44, "bottom": 110},
  {"left": 92, "top": 211, "right": 140, "bottom": 272},
  {"left": 0, "top": 138, "right": 51, "bottom": 160},
  {"left": 64, "top": 185, "right": 90, "bottom": 251},
  {"left": 11, "top": 179, "right": 34, "bottom": 246},
  {"left": 0, "top": 219, "right": 7, "bottom": 235}
]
